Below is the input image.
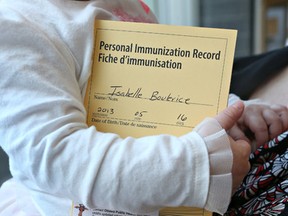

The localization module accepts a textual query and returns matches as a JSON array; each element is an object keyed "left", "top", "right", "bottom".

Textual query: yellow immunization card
[
  {"left": 85, "top": 20, "right": 236, "bottom": 137},
  {"left": 73, "top": 20, "right": 237, "bottom": 216}
]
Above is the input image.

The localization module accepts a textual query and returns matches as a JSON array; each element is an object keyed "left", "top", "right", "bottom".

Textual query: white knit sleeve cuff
[
  {"left": 194, "top": 118, "right": 233, "bottom": 215},
  {"left": 203, "top": 129, "right": 233, "bottom": 215},
  {"left": 205, "top": 173, "right": 232, "bottom": 214}
]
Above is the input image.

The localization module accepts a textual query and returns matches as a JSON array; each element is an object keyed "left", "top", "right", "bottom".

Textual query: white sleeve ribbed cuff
[
  {"left": 194, "top": 118, "right": 233, "bottom": 214},
  {"left": 204, "top": 173, "right": 232, "bottom": 214}
]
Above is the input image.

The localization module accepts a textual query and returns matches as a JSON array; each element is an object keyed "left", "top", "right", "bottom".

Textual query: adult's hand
[{"left": 215, "top": 101, "right": 251, "bottom": 194}]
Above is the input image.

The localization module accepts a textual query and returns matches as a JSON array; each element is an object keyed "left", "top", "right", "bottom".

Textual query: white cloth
[{"left": 0, "top": 0, "right": 232, "bottom": 215}]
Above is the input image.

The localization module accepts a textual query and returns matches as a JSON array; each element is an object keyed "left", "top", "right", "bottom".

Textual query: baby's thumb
[{"left": 215, "top": 101, "right": 244, "bottom": 131}]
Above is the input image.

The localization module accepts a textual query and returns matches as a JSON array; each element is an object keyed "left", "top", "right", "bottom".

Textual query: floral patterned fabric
[{"left": 223, "top": 131, "right": 288, "bottom": 215}]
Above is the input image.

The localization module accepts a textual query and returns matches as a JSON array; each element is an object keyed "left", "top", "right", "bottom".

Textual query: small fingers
[
  {"left": 271, "top": 104, "right": 288, "bottom": 130},
  {"left": 243, "top": 113, "right": 269, "bottom": 146},
  {"left": 228, "top": 125, "right": 250, "bottom": 143},
  {"left": 243, "top": 103, "right": 288, "bottom": 146},
  {"left": 263, "top": 108, "right": 283, "bottom": 140}
]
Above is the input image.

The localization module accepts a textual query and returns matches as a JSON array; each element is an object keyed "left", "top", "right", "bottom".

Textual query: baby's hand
[{"left": 229, "top": 99, "right": 288, "bottom": 147}]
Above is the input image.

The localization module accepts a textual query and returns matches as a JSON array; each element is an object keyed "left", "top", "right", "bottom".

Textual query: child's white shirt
[{"left": 0, "top": 0, "right": 233, "bottom": 215}]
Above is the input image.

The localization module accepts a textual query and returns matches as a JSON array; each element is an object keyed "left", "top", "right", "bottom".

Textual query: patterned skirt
[{"left": 223, "top": 131, "right": 288, "bottom": 215}]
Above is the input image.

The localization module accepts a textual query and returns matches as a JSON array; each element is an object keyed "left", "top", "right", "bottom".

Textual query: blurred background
[
  {"left": 0, "top": 148, "right": 10, "bottom": 186},
  {"left": 145, "top": 0, "right": 288, "bottom": 57},
  {"left": 1, "top": 0, "right": 288, "bottom": 186}
]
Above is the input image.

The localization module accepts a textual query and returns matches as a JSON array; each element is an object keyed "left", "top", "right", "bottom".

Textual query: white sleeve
[
  {"left": 0, "top": 1, "right": 232, "bottom": 215},
  {"left": 0, "top": 26, "right": 210, "bottom": 213},
  {"left": 194, "top": 118, "right": 233, "bottom": 214}
]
